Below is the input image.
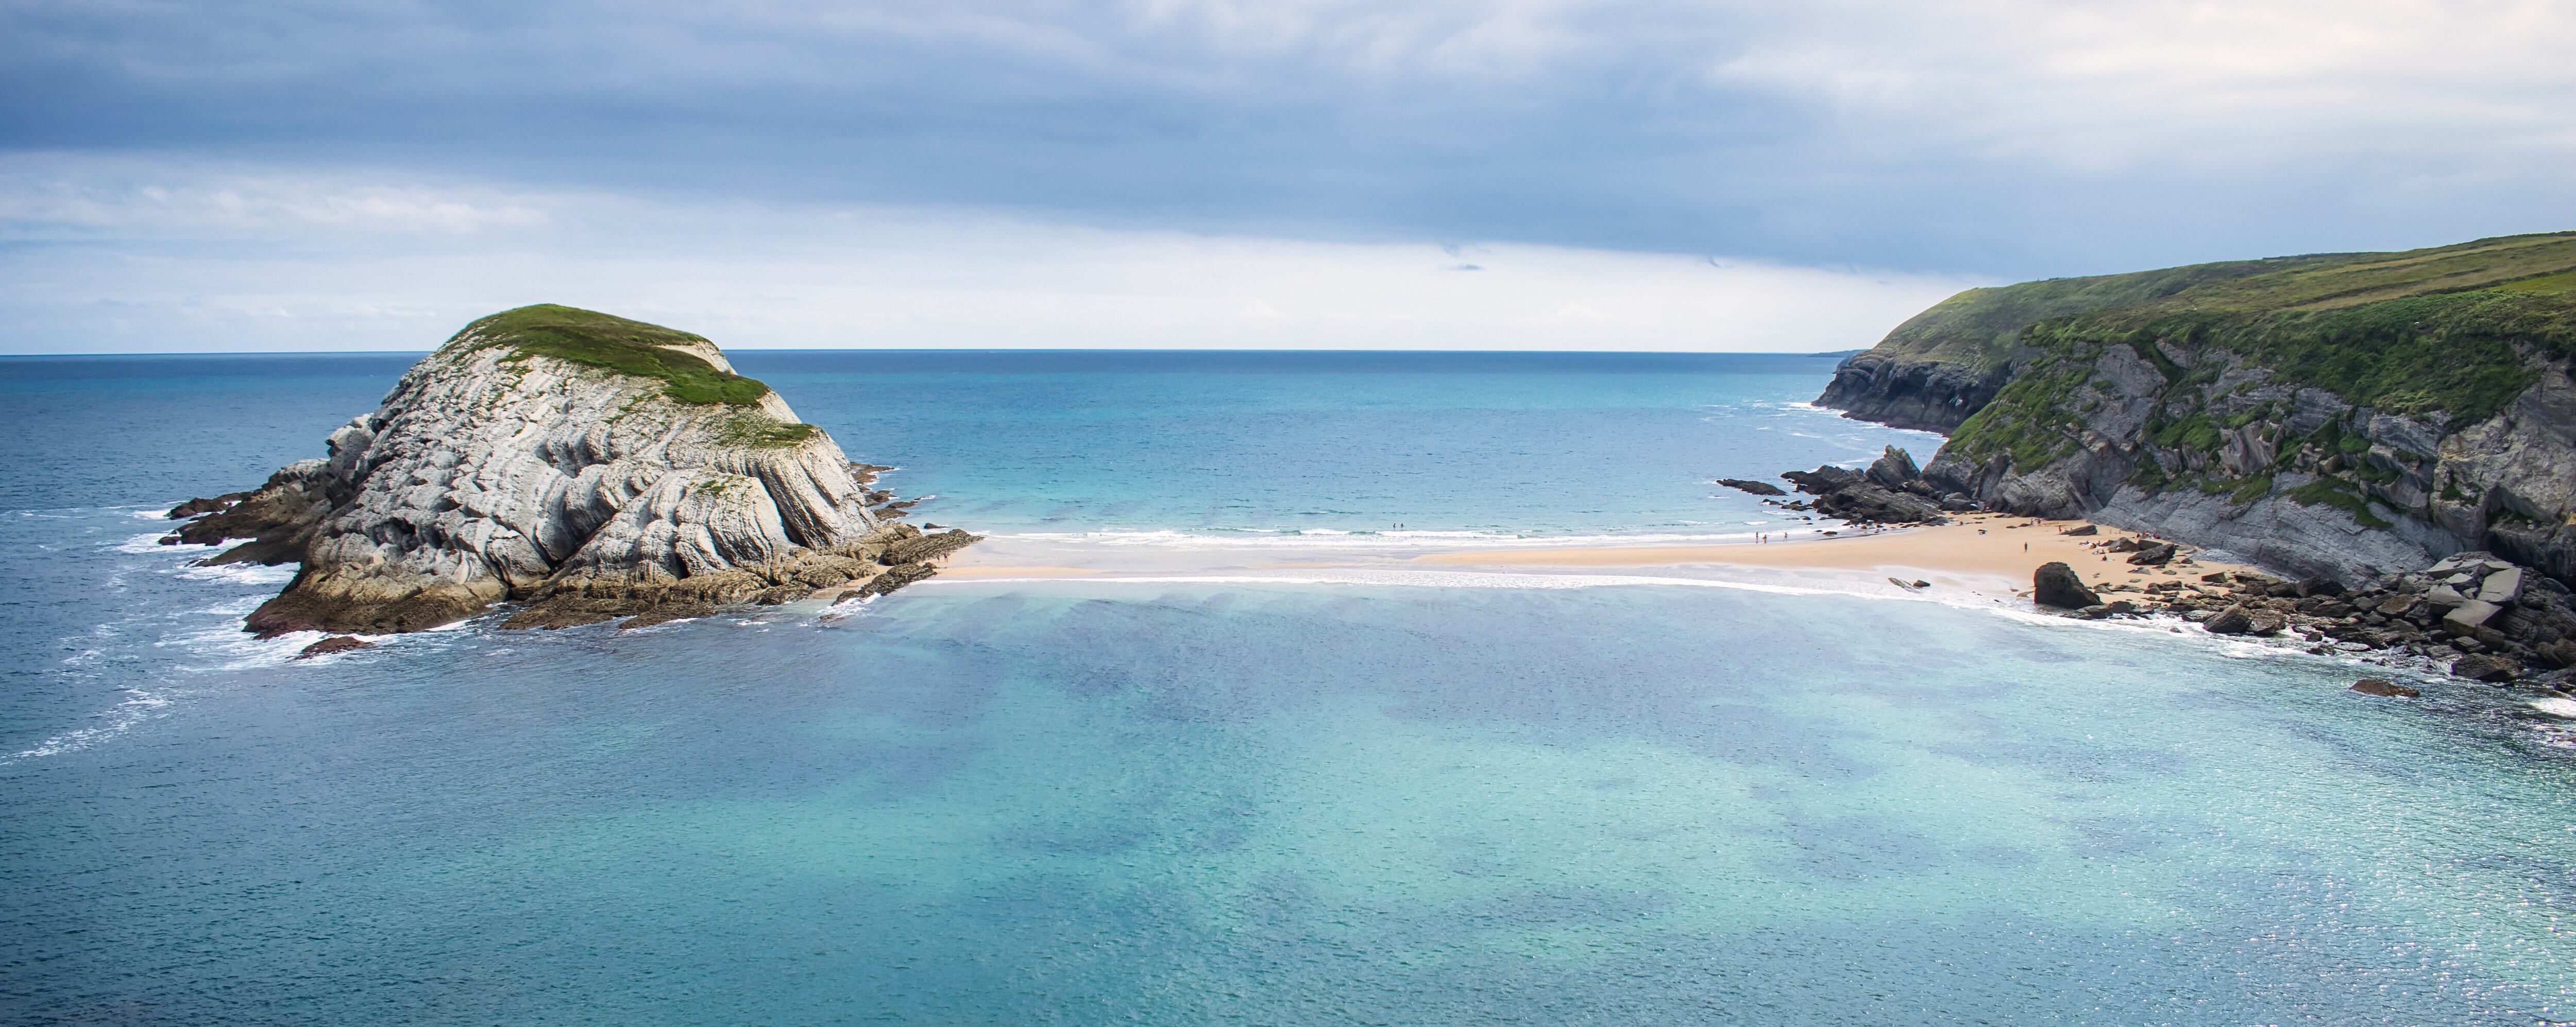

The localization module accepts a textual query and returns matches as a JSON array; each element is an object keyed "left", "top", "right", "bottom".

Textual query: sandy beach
[
  {"left": 940, "top": 511, "right": 2240, "bottom": 606},
  {"left": 1408, "top": 512, "right": 2242, "bottom": 602}
]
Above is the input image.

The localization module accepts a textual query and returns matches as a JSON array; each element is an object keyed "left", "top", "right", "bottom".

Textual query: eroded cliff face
[
  {"left": 1817, "top": 232, "right": 2576, "bottom": 590},
  {"left": 1919, "top": 340, "right": 2576, "bottom": 588},
  {"left": 168, "top": 305, "right": 974, "bottom": 634},
  {"left": 1814, "top": 351, "right": 2015, "bottom": 433},
  {"left": 1816, "top": 255, "right": 2328, "bottom": 432}
]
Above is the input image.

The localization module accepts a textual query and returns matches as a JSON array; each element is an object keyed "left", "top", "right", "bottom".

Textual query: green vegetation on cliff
[
  {"left": 459, "top": 304, "right": 774, "bottom": 405},
  {"left": 1943, "top": 232, "right": 2576, "bottom": 475},
  {"left": 1871, "top": 232, "right": 2576, "bottom": 396}
]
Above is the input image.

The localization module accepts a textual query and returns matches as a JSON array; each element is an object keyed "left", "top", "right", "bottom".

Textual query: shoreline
[
  {"left": 1406, "top": 511, "right": 2225, "bottom": 603},
  {"left": 946, "top": 512, "right": 2233, "bottom": 609},
  {"left": 931, "top": 515, "right": 2576, "bottom": 695}
]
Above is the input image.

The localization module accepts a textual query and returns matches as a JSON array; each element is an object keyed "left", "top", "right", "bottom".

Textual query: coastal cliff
[
  {"left": 168, "top": 304, "right": 974, "bottom": 635},
  {"left": 1817, "top": 232, "right": 2576, "bottom": 589}
]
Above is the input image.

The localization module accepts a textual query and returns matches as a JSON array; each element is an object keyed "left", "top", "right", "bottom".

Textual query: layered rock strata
[
  {"left": 1814, "top": 232, "right": 2576, "bottom": 590},
  {"left": 167, "top": 304, "right": 976, "bottom": 635}
]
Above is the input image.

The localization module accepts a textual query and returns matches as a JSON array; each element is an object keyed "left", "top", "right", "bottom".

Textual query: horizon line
[{"left": 0, "top": 347, "right": 1871, "bottom": 360}]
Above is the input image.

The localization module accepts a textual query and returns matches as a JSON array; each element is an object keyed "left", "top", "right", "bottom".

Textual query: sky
[{"left": 4, "top": 0, "right": 2572, "bottom": 353}]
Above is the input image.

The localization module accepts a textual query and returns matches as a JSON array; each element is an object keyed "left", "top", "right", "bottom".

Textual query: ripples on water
[{"left": 3, "top": 352, "right": 2572, "bottom": 1024}]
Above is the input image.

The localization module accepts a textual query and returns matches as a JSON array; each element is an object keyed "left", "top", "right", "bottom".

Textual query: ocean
[{"left": 3, "top": 351, "right": 2572, "bottom": 1024}]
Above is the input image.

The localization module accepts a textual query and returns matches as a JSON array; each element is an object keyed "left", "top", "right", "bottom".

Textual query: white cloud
[
  {"left": 0, "top": 155, "right": 552, "bottom": 235},
  {"left": 1709, "top": 0, "right": 2576, "bottom": 168},
  {"left": 0, "top": 159, "right": 1971, "bottom": 354}
]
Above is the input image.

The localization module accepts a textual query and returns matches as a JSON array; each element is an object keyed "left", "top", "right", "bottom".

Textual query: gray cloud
[{"left": 4, "top": 0, "right": 2572, "bottom": 277}]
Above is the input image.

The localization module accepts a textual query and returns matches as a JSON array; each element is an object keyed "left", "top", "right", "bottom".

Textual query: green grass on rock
[{"left": 455, "top": 304, "right": 773, "bottom": 406}]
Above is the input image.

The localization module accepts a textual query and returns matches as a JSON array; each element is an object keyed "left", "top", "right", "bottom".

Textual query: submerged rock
[
  {"left": 169, "top": 305, "right": 977, "bottom": 635},
  {"left": 296, "top": 635, "right": 376, "bottom": 659},
  {"left": 2350, "top": 678, "right": 2420, "bottom": 698},
  {"left": 1716, "top": 478, "right": 1787, "bottom": 497}
]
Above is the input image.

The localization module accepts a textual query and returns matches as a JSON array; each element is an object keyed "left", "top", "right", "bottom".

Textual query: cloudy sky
[{"left": 5, "top": 0, "right": 2571, "bottom": 352}]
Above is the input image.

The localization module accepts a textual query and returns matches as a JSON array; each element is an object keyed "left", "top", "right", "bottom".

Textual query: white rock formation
[{"left": 171, "top": 305, "right": 973, "bottom": 634}]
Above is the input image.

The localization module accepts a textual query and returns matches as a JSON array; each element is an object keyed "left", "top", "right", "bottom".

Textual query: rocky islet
[{"left": 164, "top": 304, "right": 976, "bottom": 636}]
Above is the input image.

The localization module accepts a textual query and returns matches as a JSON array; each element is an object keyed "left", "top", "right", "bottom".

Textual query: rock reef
[
  {"left": 2032, "top": 542, "right": 2576, "bottom": 689},
  {"left": 166, "top": 304, "right": 976, "bottom": 635}
]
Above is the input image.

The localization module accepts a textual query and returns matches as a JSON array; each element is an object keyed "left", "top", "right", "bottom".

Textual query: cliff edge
[
  {"left": 1816, "top": 232, "right": 2576, "bottom": 589},
  {"left": 168, "top": 304, "right": 975, "bottom": 635}
]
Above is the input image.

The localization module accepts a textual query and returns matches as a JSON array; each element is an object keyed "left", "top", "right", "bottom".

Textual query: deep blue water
[{"left": 4, "top": 352, "right": 2574, "bottom": 1024}]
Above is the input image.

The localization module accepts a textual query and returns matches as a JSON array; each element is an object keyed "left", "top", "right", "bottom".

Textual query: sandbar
[{"left": 1414, "top": 512, "right": 2240, "bottom": 599}]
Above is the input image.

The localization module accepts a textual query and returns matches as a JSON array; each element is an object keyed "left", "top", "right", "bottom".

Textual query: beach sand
[
  {"left": 1412, "top": 512, "right": 2242, "bottom": 602},
  {"left": 935, "top": 512, "right": 2245, "bottom": 606}
]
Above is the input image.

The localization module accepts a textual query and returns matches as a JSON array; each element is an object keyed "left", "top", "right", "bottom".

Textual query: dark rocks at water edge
[
  {"left": 2035, "top": 546, "right": 2576, "bottom": 689},
  {"left": 1715, "top": 478, "right": 1786, "bottom": 497},
  {"left": 1776, "top": 446, "right": 1958, "bottom": 525},
  {"left": 2350, "top": 678, "right": 2419, "bottom": 698},
  {"left": 165, "top": 304, "right": 979, "bottom": 636},
  {"left": 2031, "top": 562, "right": 2099, "bottom": 609}
]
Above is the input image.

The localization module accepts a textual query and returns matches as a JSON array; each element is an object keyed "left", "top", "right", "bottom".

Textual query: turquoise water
[{"left": 3, "top": 352, "right": 2573, "bottom": 1024}]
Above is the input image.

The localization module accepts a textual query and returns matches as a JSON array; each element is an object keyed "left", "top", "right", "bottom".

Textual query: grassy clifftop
[
  {"left": 1936, "top": 232, "right": 2576, "bottom": 528},
  {"left": 1869, "top": 232, "right": 2576, "bottom": 386},
  {"left": 2001, "top": 233, "right": 2576, "bottom": 426},
  {"left": 456, "top": 304, "right": 774, "bottom": 406}
]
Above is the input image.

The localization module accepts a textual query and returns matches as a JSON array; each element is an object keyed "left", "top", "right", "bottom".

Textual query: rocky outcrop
[
  {"left": 1818, "top": 351, "right": 2016, "bottom": 434},
  {"left": 1817, "top": 255, "right": 2336, "bottom": 432},
  {"left": 1777, "top": 447, "right": 1952, "bottom": 525},
  {"left": 1817, "top": 232, "right": 2576, "bottom": 590},
  {"left": 167, "top": 304, "right": 976, "bottom": 635},
  {"left": 2037, "top": 544, "right": 2576, "bottom": 688}
]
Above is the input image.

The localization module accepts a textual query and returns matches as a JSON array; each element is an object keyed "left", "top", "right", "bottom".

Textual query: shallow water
[{"left": 3, "top": 352, "right": 2572, "bottom": 1024}]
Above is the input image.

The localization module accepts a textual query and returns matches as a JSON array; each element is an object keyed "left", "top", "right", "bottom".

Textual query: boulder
[
  {"left": 2478, "top": 567, "right": 2524, "bottom": 603},
  {"left": 2033, "top": 562, "right": 2101, "bottom": 609},
  {"left": 2537, "top": 638, "right": 2576, "bottom": 670},
  {"left": 2450, "top": 654, "right": 2521, "bottom": 682},
  {"left": 2204, "top": 605, "right": 2255, "bottom": 635},
  {"left": 2126, "top": 543, "right": 2177, "bottom": 566},
  {"left": 1717, "top": 478, "right": 1787, "bottom": 497},
  {"left": 2245, "top": 612, "right": 2287, "bottom": 636},
  {"left": 2425, "top": 584, "right": 2468, "bottom": 608},
  {"left": 2075, "top": 600, "right": 2139, "bottom": 619},
  {"left": 2349, "top": 679, "right": 2420, "bottom": 698},
  {"left": 2444, "top": 600, "right": 2502, "bottom": 632},
  {"left": 2059, "top": 524, "right": 2099, "bottom": 536}
]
